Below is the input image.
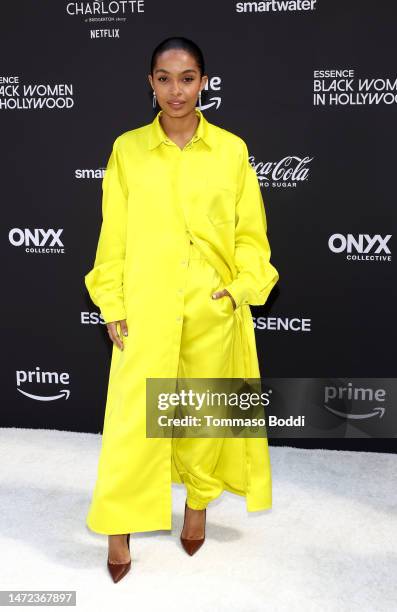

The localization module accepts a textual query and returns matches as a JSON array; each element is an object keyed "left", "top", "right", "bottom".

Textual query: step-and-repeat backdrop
[{"left": 1, "top": 1, "right": 395, "bottom": 449}]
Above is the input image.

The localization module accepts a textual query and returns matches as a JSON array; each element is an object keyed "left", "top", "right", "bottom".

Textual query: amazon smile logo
[
  {"left": 16, "top": 367, "right": 70, "bottom": 402},
  {"left": 198, "top": 76, "right": 222, "bottom": 111},
  {"left": 324, "top": 381, "right": 386, "bottom": 420}
]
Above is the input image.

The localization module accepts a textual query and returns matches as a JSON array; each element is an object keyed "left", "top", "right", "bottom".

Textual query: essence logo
[
  {"left": 313, "top": 68, "right": 397, "bottom": 107},
  {"left": 328, "top": 233, "right": 392, "bottom": 262},
  {"left": 16, "top": 367, "right": 71, "bottom": 402},
  {"left": 250, "top": 155, "right": 312, "bottom": 189},
  {"left": 0, "top": 76, "right": 75, "bottom": 111},
  {"left": 324, "top": 382, "right": 386, "bottom": 420},
  {"left": 81, "top": 311, "right": 106, "bottom": 324},
  {"left": 253, "top": 316, "right": 312, "bottom": 332},
  {"left": 9, "top": 228, "right": 65, "bottom": 254}
]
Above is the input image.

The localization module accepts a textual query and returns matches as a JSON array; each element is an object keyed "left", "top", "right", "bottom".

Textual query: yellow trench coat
[{"left": 84, "top": 108, "right": 279, "bottom": 534}]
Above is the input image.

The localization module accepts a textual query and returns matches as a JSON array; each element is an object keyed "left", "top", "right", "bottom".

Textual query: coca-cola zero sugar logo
[{"left": 250, "top": 155, "right": 312, "bottom": 188}]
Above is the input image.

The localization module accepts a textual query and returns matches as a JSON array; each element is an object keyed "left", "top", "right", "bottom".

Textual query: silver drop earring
[
  {"left": 198, "top": 90, "right": 202, "bottom": 108},
  {"left": 152, "top": 90, "right": 157, "bottom": 108}
]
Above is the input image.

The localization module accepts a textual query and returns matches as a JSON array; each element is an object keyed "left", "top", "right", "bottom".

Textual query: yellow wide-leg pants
[{"left": 172, "top": 237, "right": 237, "bottom": 510}]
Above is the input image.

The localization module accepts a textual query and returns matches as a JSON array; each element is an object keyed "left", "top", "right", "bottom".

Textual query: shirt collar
[{"left": 148, "top": 107, "right": 213, "bottom": 150}]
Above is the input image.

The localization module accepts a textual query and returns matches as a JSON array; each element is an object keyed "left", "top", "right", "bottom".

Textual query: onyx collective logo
[
  {"left": 9, "top": 228, "right": 66, "bottom": 254},
  {"left": 328, "top": 233, "right": 392, "bottom": 262}
]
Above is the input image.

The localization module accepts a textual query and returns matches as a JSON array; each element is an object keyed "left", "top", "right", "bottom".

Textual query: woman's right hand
[{"left": 106, "top": 319, "right": 128, "bottom": 351}]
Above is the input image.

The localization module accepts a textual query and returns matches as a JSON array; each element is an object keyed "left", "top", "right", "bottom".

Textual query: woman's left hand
[{"left": 211, "top": 289, "right": 236, "bottom": 310}]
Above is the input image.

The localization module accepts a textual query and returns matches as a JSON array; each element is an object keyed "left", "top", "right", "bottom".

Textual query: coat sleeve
[
  {"left": 223, "top": 139, "right": 279, "bottom": 309},
  {"left": 84, "top": 136, "right": 128, "bottom": 324}
]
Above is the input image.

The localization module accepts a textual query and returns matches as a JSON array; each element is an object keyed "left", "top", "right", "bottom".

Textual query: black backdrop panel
[{"left": 1, "top": 1, "right": 395, "bottom": 450}]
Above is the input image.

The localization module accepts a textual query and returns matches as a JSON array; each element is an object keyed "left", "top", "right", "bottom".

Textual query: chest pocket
[{"left": 204, "top": 178, "right": 236, "bottom": 227}]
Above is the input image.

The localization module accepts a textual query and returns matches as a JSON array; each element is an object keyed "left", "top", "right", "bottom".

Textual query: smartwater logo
[
  {"left": 9, "top": 228, "right": 65, "bottom": 255},
  {"left": 324, "top": 382, "right": 386, "bottom": 420},
  {"left": 328, "top": 233, "right": 392, "bottom": 262},
  {"left": 236, "top": 0, "right": 317, "bottom": 13},
  {"left": 75, "top": 167, "right": 106, "bottom": 179},
  {"left": 16, "top": 367, "right": 70, "bottom": 402},
  {"left": 250, "top": 155, "right": 312, "bottom": 188}
]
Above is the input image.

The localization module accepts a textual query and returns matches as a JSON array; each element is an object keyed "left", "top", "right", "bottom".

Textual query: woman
[{"left": 84, "top": 36, "right": 279, "bottom": 582}]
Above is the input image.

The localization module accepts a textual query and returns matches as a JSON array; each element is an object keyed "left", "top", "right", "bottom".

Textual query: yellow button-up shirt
[{"left": 85, "top": 107, "right": 279, "bottom": 325}]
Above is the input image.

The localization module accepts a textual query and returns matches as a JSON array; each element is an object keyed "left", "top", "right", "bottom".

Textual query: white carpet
[{"left": 0, "top": 427, "right": 395, "bottom": 612}]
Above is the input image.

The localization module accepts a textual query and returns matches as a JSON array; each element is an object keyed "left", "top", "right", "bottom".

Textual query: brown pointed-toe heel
[
  {"left": 180, "top": 501, "right": 206, "bottom": 556},
  {"left": 107, "top": 533, "right": 131, "bottom": 583}
]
